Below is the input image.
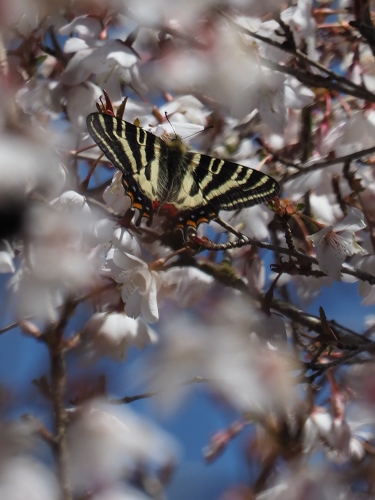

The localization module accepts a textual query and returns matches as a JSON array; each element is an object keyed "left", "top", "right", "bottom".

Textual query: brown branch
[
  {"left": 217, "top": 9, "right": 375, "bottom": 102},
  {"left": 45, "top": 299, "right": 76, "bottom": 500},
  {"left": 284, "top": 145, "right": 375, "bottom": 182},
  {"left": 190, "top": 229, "right": 375, "bottom": 285},
  {"left": 308, "top": 341, "right": 375, "bottom": 380}
]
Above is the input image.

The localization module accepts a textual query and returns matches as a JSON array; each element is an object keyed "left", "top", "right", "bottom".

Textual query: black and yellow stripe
[{"left": 86, "top": 112, "right": 280, "bottom": 237}]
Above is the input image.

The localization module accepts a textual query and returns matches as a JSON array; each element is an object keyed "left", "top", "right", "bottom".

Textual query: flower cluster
[{"left": 0, "top": 0, "right": 375, "bottom": 498}]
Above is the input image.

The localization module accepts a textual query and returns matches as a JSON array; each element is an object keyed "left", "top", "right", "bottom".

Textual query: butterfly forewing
[
  {"left": 87, "top": 113, "right": 166, "bottom": 201},
  {"left": 86, "top": 112, "right": 280, "bottom": 235}
]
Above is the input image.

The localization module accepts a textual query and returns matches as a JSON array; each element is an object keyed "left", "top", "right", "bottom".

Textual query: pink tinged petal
[
  {"left": 334, "top": 207, "right": 366, "bottom": 232},
  {"left": 132, "top": 268, "right": 152, "bottom": 294},
  {"left": 285, "top": 76, "right": 315, "bottom": 108},
  {"left": 124, "top": 290, "right": 142, "bottom": 319},
  {"left": 95, "top": 219, "right": 117, "bottom": 243},
  {"left": 0, "top": 241, "right": 15, "bottom": 273},
  {"left": 258, "top": 78, "right": 287, "bottom": 134},
  {"left": 59, "top": 15, "right": 103, "bottom": 39},
  {"left": 121, "top": 280, "right": 138, "bottom": 303},
  {"left": 112, "top": 229, "right": 142, "bottom": 257},
  {"left": 130, "top": 319, "right": 158, "bottom": 348},
  {"left": 302, "top": 416, "right": 319, "bottom": 453},
  {"left": 161, "top": 267, "right": 213, "bottom": 308},
  {"left": 112, "top": 249, "right": 146, "bottom": 272},
  {"left": 140, "top": 277, "right": 159, "bottom": 324},
  {"left": 83, "top": 41, "right": 138, "bottom": 76},
  {"left": 309, "top": 228, "right": 349, "bottom": 280},
  {"left": 311, "top": 408, "right": 332, "bottom": 438},
  {"left": 63, "top": 37, "right": 89, "bottom": 53},
  {"left": 66, "top": 83, "right": 103, "bottom": 133},
  {"left": 103, "top": 172, "right": 131, "bottom": 214},
  {"left": 331, "top": 418, "right": 351, "bottom": 454},
  {"left": 60, "top": 48, "right": 95, "bottom": 86},
  {"left": 349, "top": 438, "right": 365, "bottom": 461}
]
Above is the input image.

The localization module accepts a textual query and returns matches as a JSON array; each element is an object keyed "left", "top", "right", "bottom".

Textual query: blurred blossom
[
  {"left": 159, "top": 95, "right": 207, "bottom": 126},
  {"left": 81, "top": 311, "right": 158, "bottom": 362},
  {"left": 212, "top": 204, "right": 274, "bottom": 241},
  {"left": 303, "top": 406, "right": 368, "bottom": 463},
  {"left": 16, "top": 80, "right": 62, "bottom": 120},
  {"left": 282, "top": 0, "right": 317, "bottom": 60},
  {"left": 148, "top": 301, "right": 291, "bottom": 413},
  {"left": 0, "top": 240, "right": 15, "bottom": 274},
  {"left": 0, "top": 457, "right": 59, "bottom": 500},
  {"left": 60, "top": 37, "right": 143, "bottom": 102},
  {"left": 308, "top": 207, "right": 366, "bottom": 281},
  {"left": 9, "top": 200, "right": 99, "bottom": 321},
  {"left": 126, "top": 0, "right": 216, "bottom": 28},
  {"left": 59, "top": 15, "right": 103, "bottom": 41},
  {"left": 354, "top": 255, "right": 375, "bottom": 305},
  {"left": 68, "top": 401, "right": 178, "bottom": 491},
  {"left": 334, "top": 111, "right": 375, "bottom": 156},
  {"left": 65, "top": 82, "right": 103, "bottom": 133},
  {"left": 0, "top": 420, "right": 38, "bottom": 464},
  {"left": 91, "top": 486, "right": 150, "bottom": 500},
  {"left": 256, "top": 466, "right": 348, "bottom": 500},
  {"left": 160, "top": 267, "right": 213, "bottom": 308},
  {"left": 0, "top": 135, "right": 63, "bottom": 238},
  {"left": 244, "top": 253, "right": 265, "bottom": 294},
  {"left": 105, "top": 248, "right": 161, "bottom": 323}
]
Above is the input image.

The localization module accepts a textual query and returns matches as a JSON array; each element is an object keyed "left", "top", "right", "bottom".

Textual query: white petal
[
  {"left": 113, "top": 249, "right": 145, "bottom": 272},
  {"left": 124, "top": 290, "right": 142, "bottom": 319},
  {"left": 140, "top": 278, "right": 159, "bottom": 324},
  {"left": 334, "top": 207, "right": 366, "bottom": 232}
]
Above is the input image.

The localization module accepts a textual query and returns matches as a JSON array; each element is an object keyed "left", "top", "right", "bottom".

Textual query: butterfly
[{"left": 86, "top": 112, "right": 280, "bottom": 240}]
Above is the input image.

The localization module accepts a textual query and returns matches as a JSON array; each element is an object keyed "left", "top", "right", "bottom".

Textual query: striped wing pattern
[{"left": 86, "top": 112, "right": 280, "bottom": 236}]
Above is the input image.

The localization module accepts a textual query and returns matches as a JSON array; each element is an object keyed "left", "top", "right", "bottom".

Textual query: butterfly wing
[
  {"left": 86, "top": 112, "right": 168, "bottom": 224},
  {"left": 167, "top": 151, "right": 280, "bottom": 231}
]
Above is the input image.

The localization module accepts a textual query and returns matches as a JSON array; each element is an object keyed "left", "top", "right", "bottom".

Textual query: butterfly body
[{"left": 86, "top": 112, "right": 280, "bottom": 238}]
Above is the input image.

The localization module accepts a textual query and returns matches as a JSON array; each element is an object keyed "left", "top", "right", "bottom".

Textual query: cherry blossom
[
  {"left": 105, "top": 248, "right": 161, "bottom": 323},
  {"left": 67, "top": 402, "right": 178, "bottom": 492},
  {"left": 3, "top": 1, "right": 375, "bottom": 498},
  {"left": 308, "top": 208, "right": 366, "bottom": 280},
  {"left": 81, "top": 312, "right": 158, "bottom": 362}
]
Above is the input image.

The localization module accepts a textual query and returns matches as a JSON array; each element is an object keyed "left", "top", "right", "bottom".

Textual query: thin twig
[
  {"left": 109, "top": 376, "right": 209, "bottom": 405},
  {"left": 284, "top": 145, "right": 375, "bottom": 182},
  {"left": 46, "top": 299, "right": 76, "bottom": 500}
]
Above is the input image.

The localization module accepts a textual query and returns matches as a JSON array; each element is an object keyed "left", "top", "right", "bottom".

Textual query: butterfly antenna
[{"left": 165, "top": 112, "right": 177, "bottom": 139}]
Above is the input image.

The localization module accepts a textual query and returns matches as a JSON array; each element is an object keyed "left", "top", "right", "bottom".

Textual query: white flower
[
  {"left": 81, "top": 312, "right": 158, "bottom": 362},
  {"left": 68, "top": 402, "right": 178, "bottom": 491},
  {"left": 308, "top": 207, "right": 366, "bottom": 280},
  {"left": 60, "top": 38, "right": 143, "bottom": 102},
  {"left": 65, "top": 82, "right": 103, "bottom": 133},
  {"left": 160, "top": 267, "right": 213, "bottom": 308},
  {"left": 103, "top": 171, "right": 132, "bottom": 215},
  {"left": 105, "top": 249, "right": 161, "bottom": 323},
  {"left": 9, "top": 200, "right": 98, "bottom": 322},
  {"left": 0, "top": 457, "right": 59, "bottom": 500},
  {"left": 282, "top": 0, "right": 317, "bottom": 60},
  {"left": 303, "top": 406, "right": 367, "bottom": 462}
]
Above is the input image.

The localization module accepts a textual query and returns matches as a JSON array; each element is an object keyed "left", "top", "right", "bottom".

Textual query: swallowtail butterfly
[{"left": 86, "top": 112, "right": 280, "bottom": 239}]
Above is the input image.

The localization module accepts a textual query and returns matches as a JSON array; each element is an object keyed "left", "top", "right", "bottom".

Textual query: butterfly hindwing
[{"left": 181, "top": 152, "right": 279, "bottom": 211}]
